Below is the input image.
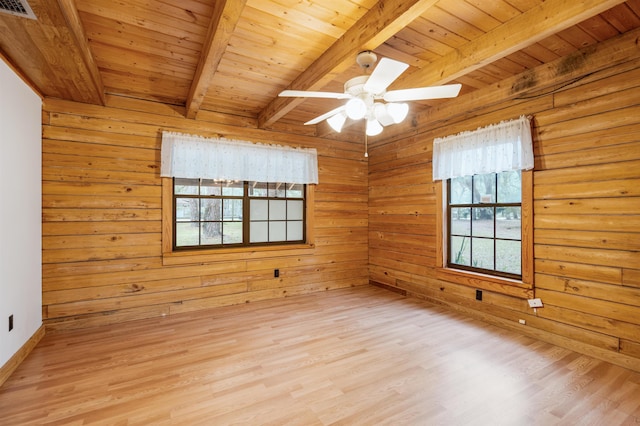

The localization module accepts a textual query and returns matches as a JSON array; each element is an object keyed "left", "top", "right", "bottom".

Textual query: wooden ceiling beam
[
  {"left": 257, "top": 0, "right": 440, "bottom": 128},
  {"left": 378, "top": 25, "right": 640, "bottom": 143},
  {"left": 397, "top": 0, "right": 629, "bottom": 89},
  {"left": 185, "top": 0, "right": 247, "bottom": 120},
  {"left": 56, "top": 0, "right": 105, "bottom": 105},
  {"left": 10, "top": 0, "right": 106, "bottom": 104}
]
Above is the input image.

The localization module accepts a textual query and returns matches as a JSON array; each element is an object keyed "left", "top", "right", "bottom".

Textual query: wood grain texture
[
  {"left": 396, "top": 0, "right": 628, "bottom": 89},
  {"left": 1, "top": 286, "right": 639, "bottom": 425},
  {"left": 0, "top": 326, "right": 44, "bottom": 388},
  {"left": 185, "top": 0, "right": 247, "bottom": 119},
  {"left": 41, "top": 95, "right": 368, "bottom": 330},
  {"left": 258, "top": 0, "right": 441, "bottom": 127},
  {"left": 2, "top": 1, "right": 639, "bottom": 124},
  {"left": 367, "top": 23, "right": 640, "bottom": 372}
]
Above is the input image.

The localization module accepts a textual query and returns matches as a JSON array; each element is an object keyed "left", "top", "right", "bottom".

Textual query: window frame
[
  {"left": 446, "top": 171, "right": 523, "bottom": 280},
  {"left": 161, "top": 178, "right": 315, "bottom": 266},
  {"left": 172, "top": 179, "right": 306, "bottom": 250},
  {"left": 435, "top": 170, "right": 534, "bottom": 298}
]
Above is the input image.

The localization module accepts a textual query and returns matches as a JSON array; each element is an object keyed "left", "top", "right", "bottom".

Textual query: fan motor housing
[{"left": 344, "top": 75, "right": 369, "bottom": 96}]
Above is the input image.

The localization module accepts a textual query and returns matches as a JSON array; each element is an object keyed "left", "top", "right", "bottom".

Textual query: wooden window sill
[
  {"left": 436, "top": 267, "right": 533, "bottom": 299},
  {"left": 162, "top": 243, "right": 315, "bottom": 266}
]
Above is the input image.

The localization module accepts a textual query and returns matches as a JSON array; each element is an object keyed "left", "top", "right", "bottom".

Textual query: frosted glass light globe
[
  {"left": 387, "top": 103, "right": 409, "bottom": 123},
  {"left": 327, "top": 112, "right": 347, "bottom": 132},
  {"left": 345, "top": 97, "right": 367, "bottom": 120},
  {"left": 366, "top": 118, "right": 383, "bottom": 136},
  {"left": 374, "top": 102, "right": 395, "bottom": 126}
]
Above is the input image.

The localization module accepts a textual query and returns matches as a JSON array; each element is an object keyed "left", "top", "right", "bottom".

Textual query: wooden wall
[
  {"left": 39, "top": 24, "right": 640, "bottom": 374},
  {"left": 368, "top": 28, "right": 640, "bottom": 372},
  {"left": 42, "top": 97, "right": 368, "bottom": 330}
]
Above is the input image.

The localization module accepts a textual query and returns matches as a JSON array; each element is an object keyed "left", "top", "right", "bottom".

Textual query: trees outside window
[
  {"left": 173, "top": 179, "right": 305, "bottom": 250},
  {"left": 447, "top": 170, "right": 522, "bottom": 279}
]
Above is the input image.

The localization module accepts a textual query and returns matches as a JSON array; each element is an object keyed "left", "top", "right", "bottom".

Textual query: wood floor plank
[{"left": 1, "top": 285, "right": 639, "bottom": 425}]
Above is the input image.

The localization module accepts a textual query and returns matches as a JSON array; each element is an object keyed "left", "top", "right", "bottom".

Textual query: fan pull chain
[{"left": 364, "top": 125, "right": 369, "bottom": 157}]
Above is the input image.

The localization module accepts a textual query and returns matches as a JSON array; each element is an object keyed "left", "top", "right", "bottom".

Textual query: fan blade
[
  {"left": 384, "top": 84, "right": 462, "bottom": 102},
  {"left": 279, "top": 90, "right": 350, "bottom": 99},
  {"left": 304, "top": 105, "right": 346, "bottom": 125},
  {"left": 363, "top": 58, "right": 409, "bottom": 95}
]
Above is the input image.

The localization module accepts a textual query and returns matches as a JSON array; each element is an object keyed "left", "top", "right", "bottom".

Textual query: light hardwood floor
[{"left": 1, "top": 285, "right": 639, "bottom": 425}]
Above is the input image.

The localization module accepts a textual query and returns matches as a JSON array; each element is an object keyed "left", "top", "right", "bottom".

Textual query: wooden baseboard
[
  {"left": 369, "top": 280, "right": 407, "bottom": 296},
  {"left": 0, "top": 324, "right": 45, "bottom": 387}
]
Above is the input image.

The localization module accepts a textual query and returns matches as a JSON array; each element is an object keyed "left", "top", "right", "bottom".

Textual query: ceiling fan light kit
[
  {"left": 345, "top": 97, "right": 367, "bottom": 120},
  {"left": 327, "top": 111, "right": 347, "bottom": 132},
  {"left": 385, "top": 102, "right": 409, "bottom": 124},
  {"left": 366, "top": 117, "right": 383, "bottom": 136},
  {"left": 279, "top": 51, "right": 462, "bottom": 137}
]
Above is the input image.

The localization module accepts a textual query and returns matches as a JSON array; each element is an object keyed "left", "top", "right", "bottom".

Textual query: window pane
[
  {"left": 287, "top": 183, "right": 304, "bottom": 198},
  {"left": 496, "top": 240, "right": 521, "bottom": 275},
  {"left": 269, "top": 182, "right": 286, "bottom": 198},
  {"left": 176, "top": 198, "right": 199, "bottom": 221},
  {"left": 201, "top": 180, "right": 221, "bottom": 196},
  {"left": 249, "top": 181, "right": 268, "bottom": 197},
  {"left": 287, "top": 221, "right": 303, "bottom": 240},
  {"left": 201, "top": 199, "right": 221, "bottom": 221},
  {"left": 288, "top": 200, "right": 304, "bottom": 220},
  {"left": 496, "top": 208, "right": 521, "bottom": 239},
  {"left": 250, "top": 199, "right": 268, "bottom": 221},
  {"left": 201, "top": 222, "right": 222, "bottom": 245},
  {"left": 269, "top": 221, "right": 286, "bottom": 241},
  {"left": 174, "top": 178, "right": 199, "bottom": 195},
  {"left": 176, "top": 222, "right": 199, "bottom": 246},
  {"left": 472, "top": 238, "right": 494, "bottom": 270},
  {"left": 450, "top": 208, "right": 471, "bottom": 236},
  {"left": 473, "top": 173, "right": 496, "bottom": 204},
  {"left": 446, "top": 171, "right": 522, "bottom": 279},
  {"left": 222, "top": 181, "right": 243, "bottom": 196},
  {"left": 224, "top": 199, "right": 242, "bottom": 221},
  {"left": 450, "top": 176, "right": 472, "bottom": 204},
  {"left": 497, "top": 170, "right": 522, "bottom": 203},
  {"left": 174, "top": 180, "right": 306, "bottom": 250},
  {"left": 472, "top": 208, "right": 494, "bottom": 238},
  {"left": 250, "top": 222, "right": 268, "bottom": 243},
  {"left": 450, "top": 236, "right": 470, "bottom": 266},
  {"left": 223, "top": 222, "right": 242, "bottom": 244},
  {"left": 269, "top": 200, "right": 286, "bottom": 220}
]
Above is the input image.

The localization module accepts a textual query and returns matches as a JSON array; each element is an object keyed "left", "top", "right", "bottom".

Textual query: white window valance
[
  {"left": 161, "top": 132, "right": 319, "bottom": 184},
  {"left": 432, "top": 115, "right": 533, "bottom": 181}
]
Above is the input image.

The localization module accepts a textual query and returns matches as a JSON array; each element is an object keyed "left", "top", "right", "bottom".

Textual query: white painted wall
[{"left": 0, "top": 59, "right": 42, "bottom": 367}]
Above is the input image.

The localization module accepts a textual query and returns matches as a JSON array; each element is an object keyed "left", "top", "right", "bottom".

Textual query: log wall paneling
[
  {"left": 41, "top": 96, "right": 369, "bottom": 330},
  {"left": 367, "top": 30, "right": 640, "bottom": 372}
]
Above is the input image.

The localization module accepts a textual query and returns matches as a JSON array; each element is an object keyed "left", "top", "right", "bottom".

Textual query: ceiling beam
[
  {"left": 257, "top": 0, "right": 440, "bottom": 128},
  {"left": 55, "top": 0, "right": 105, "bottom": 105},
  {"left": 423, "top": 26, "right": 640, "bottom": 129},
  {"left": 185, "top": 0, "right": 247, "bottom": 119},
  {"left": 397, "top": 0, "right": 629, "bottom": 89}
]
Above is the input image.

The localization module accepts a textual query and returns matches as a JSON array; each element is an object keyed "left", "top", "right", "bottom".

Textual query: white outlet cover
[{"left": 528, "top": 298, "right": 543, "bottom": 308}]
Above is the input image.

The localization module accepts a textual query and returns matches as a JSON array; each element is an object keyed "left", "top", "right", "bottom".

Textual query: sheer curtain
[
  {"left": 161, "top": 131, "right": 319, "bottom": 184},
  {"left": 432, "top": 115, "right": 533, "bottom": 181}
]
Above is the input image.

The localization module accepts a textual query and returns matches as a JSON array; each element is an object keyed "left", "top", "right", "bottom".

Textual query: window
[
  {"left": 173, "top": 179, "right": 305, "bottom": 250},
  {"left": 432, "top": 116, "right": 534, "bottom": 293},
  {"left": 447, "top": 171, "right": 522, "bottom": 279}
]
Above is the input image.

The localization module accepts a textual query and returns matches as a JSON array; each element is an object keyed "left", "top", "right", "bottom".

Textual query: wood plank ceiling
[{"left": 0, "top": 0, "right": 639, "bottom": 138}]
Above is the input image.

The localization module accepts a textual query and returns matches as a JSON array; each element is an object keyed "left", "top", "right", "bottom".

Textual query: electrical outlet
[
  {"left": 274, "top": 269, "right": 279, "bottom": 278},
  {"left": 9, "top": 315, "right": 13, "bottom": 332},
  {"left": 475, "top": 289, "right": 482, "bottom": 301},
  {"left": 528, "top": 298, "right": 543, "bottom": 308}
]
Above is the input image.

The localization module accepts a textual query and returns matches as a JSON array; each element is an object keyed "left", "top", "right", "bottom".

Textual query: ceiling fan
[{"left": 279, "top": 51, "right": 462, "bottom": 136}]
